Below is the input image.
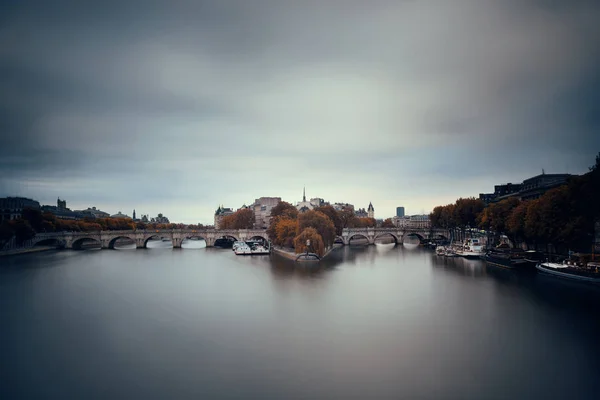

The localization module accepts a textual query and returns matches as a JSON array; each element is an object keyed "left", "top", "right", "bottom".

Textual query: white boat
[
  {"left": 234, "top": 243, "right": 252, "bottom": 255},
  {"left": 435, "top": 246, "right": 446, "bottom": 256},
  {"left": 456, "top": 238, "right": 485, "bottom": 259},
  {"left": 536, "top": 262, "right": 600, "bottom": 283},
  {"left": 232, "top": 241, "right": 245, "bottom": 251},
  {"left": 250, "top": 244, "right": 270, "bottom": 255}
]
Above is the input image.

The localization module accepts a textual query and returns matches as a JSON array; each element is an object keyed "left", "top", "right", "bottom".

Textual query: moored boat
[
  {"left": 484, "top": 249, "right": 533, "bottom": 269},
  {"left": 435, "top": 246, "right": 446, "bottom": 256},
  {"left": 234, "top": 243, "right": 252, "bottom": 255},
  {"left": 456, "top": 238, "right": 485, "bottom": 259},
  {"left": 536, "top": 261, "right": 600, "bottom": 283}
]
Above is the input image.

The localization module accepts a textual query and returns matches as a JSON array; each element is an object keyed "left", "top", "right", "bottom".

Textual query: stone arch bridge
[
  {"left": 31, "top": 229, "right": 269, "bottom": 249},
  {"left": 339, "top": 228, "right": 450, "bottom": 246}
]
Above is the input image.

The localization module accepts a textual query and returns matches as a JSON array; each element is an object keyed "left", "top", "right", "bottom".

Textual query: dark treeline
[
  {"left": 430, "top": 153, "right": 600, "bottom": 253},
  {"left": 0, "top": 208, "right": 205, "bottom": 247}
]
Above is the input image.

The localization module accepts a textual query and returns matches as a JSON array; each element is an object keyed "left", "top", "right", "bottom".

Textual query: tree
[
  {"left": 10, "top": 219, "right": 35, "bottom": 245},
  {"left": 477, "top": 197, "right": 521, "bottom": 234},
  {"left": 234, "top": 208, "right": 255, "bottom": 229},
  {"left": 275, "top": 218, "right": 297, "bottom": 248},
  {"left": 338, "top": 208, "right": 357, "bottom": 230},
  {"left": 294, "top": 227, "right": 325, "bottom": 257},
  {"left": 314, "top": 205, "right": 343, "bottom": 235},
  {"left": 270, "top": 201, "right": 298, "bottom": 220},
  {"left": 381, "top": 218, "right": 395, "bottom": 228},
  {"left": 453, "top": 198, "right": 484, "bottom": 228},
  {"left": 0, "top": 220, "right": 15, "bottom": 246},
  {"left": 297, "top": 210, "right": 336, "bottom": 248}
]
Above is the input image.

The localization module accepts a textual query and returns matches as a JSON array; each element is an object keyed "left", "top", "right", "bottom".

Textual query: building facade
[
  {"left": 75, "top": 207, "right": 110, "bottom": 219},
  {"left": 252, "top": 197, "right": 282, "bottom": 229},
  {"left": 296, "top": 188, "right": 323, "bottom": 212},
  {"left": 214, "top": 206, "right": 234, "bottom": 229},
  {"left": 0, "top": 197, "right": 41, "bottom": 222},
  {"left": 392, "top": 214, "right": 431, "bottom": 229},
  {"left": 479, "top": 172, "right": 572, "bottom": 204},
  {"left": 367, "top": 202, "right": 374, "bottom": 219}
]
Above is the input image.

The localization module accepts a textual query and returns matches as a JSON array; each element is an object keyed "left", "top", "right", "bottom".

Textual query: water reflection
[{"left": 2, "top": 244, "right": 600, "bottom": 399}]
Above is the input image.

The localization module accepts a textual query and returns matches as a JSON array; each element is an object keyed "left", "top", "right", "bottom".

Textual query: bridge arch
[
  {"left": 403, "top": 232, "right": 425, "bottom": 243},
  {"left": 348, "top": 234, "right": 370, "bottom": 245},
  {"left": 143, "top": 235, "right": 172, "bottom": 248},
  {"left": 334, "top": 236, "right": 345, "bottom": 245},
  {"left": 108, "top": 236, "right": 136, "bottom": 249},
  {"left": 374, "top": 232, "right": 399, "bottom": 244},
  {"left": 72, "top": 237, "right": 102, "bottom": 250}
]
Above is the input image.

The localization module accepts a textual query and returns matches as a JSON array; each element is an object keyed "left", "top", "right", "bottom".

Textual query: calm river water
[{"left": 2, "top": 245, "right": 600, "bottom": 399}]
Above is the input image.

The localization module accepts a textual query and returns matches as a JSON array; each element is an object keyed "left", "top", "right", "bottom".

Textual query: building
[
  {"left": 252, "top": 197, "right": 281, "bottom": 229},
  {"left": 396, "top": 207, "right": 405, "bottom": 218},
  {"left": 110, "top": 211, "right": 131, "bottom": 219},
  {"left": 296, "top": 187, "right": 323, "bottom": 212},
  {"left": 355, "top": 208, "right": 368, "bottom": 218},
  {"left": 392, "top": 214, "right": 431, "bottom": 229},
  {"left": 479, "top": 172, "right": 572, "bottom": 203},
  {"left": 41, "top": 198, "right": 85, "bottom": 220},
  {"left": 367, "top": 202, "right": 374, "bottom": 219},
  {"left": 519, "top": 173, "right": 572, "bottom": 200},
  {"left": 74, "top": 207, "right": 110, "bottom": 219},
  {"left": 214, "top": 206, "right": 234, "bottom": 229},
  {"left": 153, "top": 213, "right": 169, "bottom": 224},
  {"left": 333, "top": 202, "right": 354, "bottom": 212},
  {"left": 0, "top": 197, "right": 41, "bottom": 222}
]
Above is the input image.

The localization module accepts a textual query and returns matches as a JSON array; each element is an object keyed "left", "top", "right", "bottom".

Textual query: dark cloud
[{"left": 1, "top": 0, "right": 599, "bottom": 222}]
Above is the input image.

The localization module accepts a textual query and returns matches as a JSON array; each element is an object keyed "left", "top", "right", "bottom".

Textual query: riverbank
[{"left": 0, "top": 246, "right": 59, "bottom": 257}]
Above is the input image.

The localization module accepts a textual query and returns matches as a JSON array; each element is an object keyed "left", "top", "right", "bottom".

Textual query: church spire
[{"left": 303, "top": 186, "right": 306, "bottom": 202}]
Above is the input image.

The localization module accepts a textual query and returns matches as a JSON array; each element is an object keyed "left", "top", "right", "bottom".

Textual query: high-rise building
[{"left": 396, "top": 207, "right": 405, "bottom": 217}]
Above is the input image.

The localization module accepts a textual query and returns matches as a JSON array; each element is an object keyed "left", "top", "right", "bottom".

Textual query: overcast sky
[{"left": 1, "top": 0, "right": 599, "bottom": 224}]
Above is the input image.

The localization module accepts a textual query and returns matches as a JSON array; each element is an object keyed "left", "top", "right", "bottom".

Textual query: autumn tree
[
  {"left": 477, "top": 197, "right": 521, "bottom": 234},
  {"left": 270, "top": 201, "right": 298, "bottom": 220},
  {"left": 338, "top": 208, "right": 357, "bottom": 230},
  {"left": 294, "top": 227, "right": 325, "bottom": 257},
  {"left": 297, "top": 210, "right": 336, "bottom": 248},
  {"left": 381, "top": 218, "right": 395, "bottom": 228},
  {"left": 453, "top": 198, "right": 484, "bottom": 228},
  {"left": 314, "top": 205, "right": 343, "bottom": 235},
  {"left": 275, "top": 218, "right": 297, "bottom": 248}
]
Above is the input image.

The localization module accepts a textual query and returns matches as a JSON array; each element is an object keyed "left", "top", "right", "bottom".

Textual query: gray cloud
[{"left": 1, "top": 0, "right": 599, "bottom": 223}]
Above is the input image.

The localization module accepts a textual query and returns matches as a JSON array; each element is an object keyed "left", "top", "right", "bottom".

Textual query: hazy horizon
[{"left": 1, "top": 1, "right": 599, "bottom": 224}]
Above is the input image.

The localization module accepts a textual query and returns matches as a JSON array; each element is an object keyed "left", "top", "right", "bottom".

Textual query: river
[{"left": 2, "top": 245, "right": 600, "bottom": 399}]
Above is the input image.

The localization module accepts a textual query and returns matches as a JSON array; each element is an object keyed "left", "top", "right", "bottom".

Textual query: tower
[
  {"left": 133, "top": 209, "right": 136, "bottom": 220},
  {"left": 367, "top": 202, "right": 374, "bottom": 219},
  {"left": 303, "top": 186, "right": 306, "bottom": 202}
]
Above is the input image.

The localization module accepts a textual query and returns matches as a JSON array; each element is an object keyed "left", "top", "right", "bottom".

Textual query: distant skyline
[{"left": 1, "top": 1, "right": 599, "bottom": 224}]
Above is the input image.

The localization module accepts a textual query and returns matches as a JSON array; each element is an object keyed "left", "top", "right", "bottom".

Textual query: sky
[{"left": 1, "top": 0, "right": 599, "bottom": 224}]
